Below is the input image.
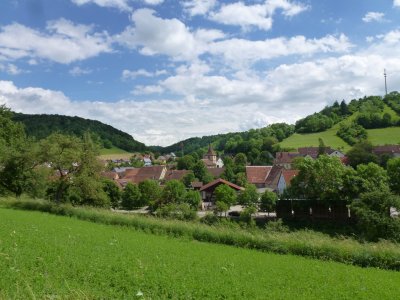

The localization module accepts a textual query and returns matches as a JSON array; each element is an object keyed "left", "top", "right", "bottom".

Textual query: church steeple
[{"left": 204, "top": 144, "right": 217, "bottom": 164}]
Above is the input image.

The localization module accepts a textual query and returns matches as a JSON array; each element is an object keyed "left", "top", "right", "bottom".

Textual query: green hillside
[
  {"left": 12, "top": 113, "right": 147, "bottom": 153},
  {"left": 1, "top": 207, "right": 400, "bottom": 299}
]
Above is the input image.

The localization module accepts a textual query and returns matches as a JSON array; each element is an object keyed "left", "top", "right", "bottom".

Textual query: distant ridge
[{"left": 13, "top": 113, "right": 147, "bottom": 152}]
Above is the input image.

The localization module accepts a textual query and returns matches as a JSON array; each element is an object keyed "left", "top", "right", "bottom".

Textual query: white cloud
[
  {"left": 182, "top": 0, "right": 216, "bottom": 16},
  {"left": 0, "top": 19, "right": 112, "bottom": 64},
  {"left": 131, "top": 84, "right": 164, "bottom": 95},
  {"left": 394, "top": 0, "right": 400, "bottom": 7},
  {"left": 362, "top": 12, "right": 385, "bottom": 23},
  {"left": 143, "top": 0, "right": 164, "bottom": 5},
  {"left": 69, "top": 66, "right": 92, "bottom": 76},
  {"left": 122, "top": 68, "right": 167, "bottom": 79},
  {"left": 71, "top": 0, "right": 132, "bottom": 11},
  {"left": 0, "top": 63, "right": 26, "bottom": 75},
  {"left": 115, "top": 9, "right": 223, "bottom": 61},
  {"left": 209, "top": 0, "right": 309, "bottom": 31},
  {"left": 208, "top": 34, "right": 353, "bottom": 67}
]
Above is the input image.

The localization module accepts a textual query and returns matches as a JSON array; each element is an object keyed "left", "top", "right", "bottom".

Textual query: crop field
[{"left": 1, "top": 208, "right": 400, "bottom": 299}]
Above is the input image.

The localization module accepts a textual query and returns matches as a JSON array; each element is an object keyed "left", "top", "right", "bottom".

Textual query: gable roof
[
  {"left": 122, "top": 166, "right": 166, "bottom": 184},
  {"left": 281, "top": 170, "right": 299, "bottom": 187},
  {"left": 246, "top": 166, "right": 272, "bottom": 184},
  {"left": 200, "top": 178, "right": 244, "bottom": 192},
  {"left": 265, "top": 165, "right": 283, "bottom": 186},
  {"left": 206, "top": 144, "right": 216, "bottom": 156}
]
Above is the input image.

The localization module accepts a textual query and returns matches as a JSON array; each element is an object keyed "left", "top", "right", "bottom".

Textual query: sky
[{"left": 0, "top": 0, "right": 400, "bottom": 146}]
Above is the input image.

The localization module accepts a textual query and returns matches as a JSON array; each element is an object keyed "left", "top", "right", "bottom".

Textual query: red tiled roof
[
  {"left": 298, "top": 147, "right": 335, "bottom": 158},
  {"left": 122, "top": 166, "right": 166, "bottom": 184},
  {"left": 265, "top": 165, "right": 283, "bottom": 186},
  {"left": 207, "top": 167, "right": 225, "bottom": 178},
  {"left": 281, "top": 170, "right": 299, "bottom": 187},
  {"left": 246, "top": 166, "right": 272, "bottom": 184},
  {"left": 202, "top": 158, "right": 216, "bottom": 167},
  {"left": 191, "top": 181, "right": 203, "bottom": 188},
  {"left": 200, "top": 178, "right": 244, "bottom": 192},
  {"left": 101, "top": 171, "right": 119, "bottom": 180}
]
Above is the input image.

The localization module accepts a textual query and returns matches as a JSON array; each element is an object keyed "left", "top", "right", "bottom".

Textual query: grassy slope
[
  {"left": 98, "top": 146, "right": 129, "bottom": 156},
  {"left": 1, "top": 208, "right": 400, "bottom": 299},
  {"left": 279, "top": 105, "right": 400, "bottom": 151}
]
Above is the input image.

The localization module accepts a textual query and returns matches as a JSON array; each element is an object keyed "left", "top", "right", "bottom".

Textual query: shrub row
[{"left": 1, "top": 198, "right": 399, "bottom": 271}]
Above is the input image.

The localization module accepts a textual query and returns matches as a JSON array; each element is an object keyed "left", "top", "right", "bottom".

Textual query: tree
[
  {"left": 121, "top": 183, "right": 142, "bottom": 210},
  {"left": 351, "top": 191, "right": 400, "bottom": 241},
  {"left": 260, "top": 190, "right": 278, "bottom": 216},
  {"left": 214, "top": 201, "right": 229, "bottom": 217},
  {"left": 387, "top": 158, "right": 400, "bottom": 194},
  {"left": 214, "top": 184, "right": 237, "bottom": 208},
  {"left": 355, "top": 163, "right": 389, "bottom": 194},
  {"left": 0, "top": 106, "right": 41, "bottom": 197},
  {"left": 139, "top": 179, "right": 161, "bottom": 207},
  {"left": 102, "top": 179, "right": 121, "bottom": 209},
  {"left": 184, "top": 190, "right": 202, "bottom": 210},
  {"left": 177, "top": 155, "right": 195, "bottom": 170},
  {"left": 346, "top": 140, "right": 378, "bottom": 168},
  {"left": 238, "top": 184, "right": 259, "bottom": 208},
  {"left": 235, "top": 172, "right": 247, "bottom": 187},
  {"left": 159, "top": 180, "right": 186, "bottom": 207},
  {"left": 289, "top": 155, "right": 347, "bottom": 201},
  {"left": 181, "top": 172, "right": 196, "bottom": 188},
  {"left": 233, "top": 153, "right": 247, "bottom": 173},
  {"left": 318, "top": 138, "right": 326, "bottom": 156}
]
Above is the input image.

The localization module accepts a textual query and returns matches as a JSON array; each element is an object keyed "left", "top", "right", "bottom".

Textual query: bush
[
  {"left": 156, "top": 203, "right": 197, "bottom": 221},
  {"left": 265, "top": 219, "right": 289, "bottom": 233}
]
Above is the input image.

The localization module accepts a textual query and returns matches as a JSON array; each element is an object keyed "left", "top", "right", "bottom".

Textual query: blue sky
[{"left": 0, "top": 0, "right": 400, "bottom": 146}]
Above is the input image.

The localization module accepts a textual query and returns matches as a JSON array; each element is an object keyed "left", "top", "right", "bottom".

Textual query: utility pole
[{"left": 384, "top": 69, "right": 388, "bottom": 96}]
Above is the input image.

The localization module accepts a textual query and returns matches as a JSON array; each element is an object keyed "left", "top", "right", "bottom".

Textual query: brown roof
[
  {"left": 207, "top": 167, "right": 225, "bottom": 178},
  {"left": 246, "top": 166, "right": 272, "bottom": 184},
  {"left": 200, "top": 178, "right": 244, "bottom": 192},
  {"left": 274, "top": 152, "right": 301, "bottom": 164},
  {"left": 191, "top": 181, "right": 203, "bottom": 188},
  {"left": 265, "top": 165, "right": 283, "bottom": 186},
  {"left": 164, "top": 169, "right": 191, "bottom": 181},
  {"left": 122, "top": 166, "right": 166, "bottom": 184},
  {"left": 372, "top": 145, "right": 400, "bottom": 155},
  {"left": 281, "top": 170, "right": 299, "bottom": 187},
  {"left": 298, "top": 147, "right": 334, "bottom": 158}
]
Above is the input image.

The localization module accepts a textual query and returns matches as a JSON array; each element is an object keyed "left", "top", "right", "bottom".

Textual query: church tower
[{"left": 204, "top": 144, "right": 217, "bottom": 164}]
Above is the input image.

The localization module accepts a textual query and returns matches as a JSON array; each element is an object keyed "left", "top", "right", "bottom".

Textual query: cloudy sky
[{"left": 0, "top": 0, "right": 399, "bottom": 146}]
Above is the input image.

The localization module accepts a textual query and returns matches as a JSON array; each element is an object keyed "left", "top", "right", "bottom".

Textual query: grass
[
  {"left": 1, "top": 207, "right": 400, "bottom": 299},
  {"left": 280, "top": 106, "right": 400, "bottom": 151},
  {"left": 1, "top": 198, "right": 400, "bottom": 272},
  {"left": 98, "top": 146, "right": 129, "bottom": 155}
]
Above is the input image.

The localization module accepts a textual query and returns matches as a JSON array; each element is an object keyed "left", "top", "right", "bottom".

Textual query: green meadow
[{"left": 1, "top": 207, "right": 400, "bottom": 299}]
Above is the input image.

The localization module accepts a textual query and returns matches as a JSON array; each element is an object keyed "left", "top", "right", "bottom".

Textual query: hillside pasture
[{"left": 1, "top": 208, "right": 400, "bottom": 299}]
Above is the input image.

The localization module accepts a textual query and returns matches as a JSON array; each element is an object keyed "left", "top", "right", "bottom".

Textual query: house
[
  {"left": 277, "top": 170, "right": 299, "bottom": 195},
  {"left": 164, "top": 169, "right": 191, "bottom": 182},
  {"left": 202, "top": 144, "right": 224, "bottom": 168},
  {"left": 199, "top": 178, "right": 244, "bottom": 206},
  {"left": 121, "top": 165, "right": 167, "bottom": 184},
  {"left": 372, "top": 145, "right": 400, "bottom": 157},
  {"left": 112, "top": 167, "right": 136, "bottom": 178},
  {"left": 274, "top": 152, "right": 302, "bottom": 169},
  {"left": 246, "top": 165, "right": 282, "bottom": 192},
  {"left": 101, "top": 171, "right": 119, "bottom": 181},
  {"left": 191, "top": 181, "right": 203, "bottom": 190}
]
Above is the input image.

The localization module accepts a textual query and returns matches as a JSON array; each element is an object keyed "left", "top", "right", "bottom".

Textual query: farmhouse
[
  {"left": 274, "top": 152, "right": 302, "bottom": 169},
  {"left": 277, "top": 169, "right": 299, "bottom": 195},
  {"left": 199, "top": 178, "right": 244, "bottom": 207},
  {"left": 117, "top": 165, "right": 167, "bottom": 186},
  {"left": 245, "top": 165, "right": 282, "bottom": 192}
]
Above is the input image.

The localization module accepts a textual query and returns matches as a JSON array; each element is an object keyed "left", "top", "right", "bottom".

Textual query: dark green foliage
[
  {"left": 181, "top": 172, "right": 196, "bottom": 188},
  {"left": 260, "top": 191, "right": 278, "bottom": 215},
  {"left": 121, "top": 183, "right": 142, "bottom": 210},
  {"left": 295, "top": 113, "right": 334, "bottom": 133},
  {"left": 239, "top": 206, "right": 257, "bottom": 225},
  {"left": 238, "top": 184, "right": 259, "bottom": 207},
  {"left": 346, "top": 140, "right": 378, "bottom": 167},
  {"left": 337, "top": 122, "right": 368, "bottom": 145},
  {"left": 13, "top": 113, "right": 146, "bottom": 152},
  {"left": 176, "top": 155, "right": 196, "bottom": 170},
  {"left": 159, "top": 180, "right": 186, "bottom": 207},
  {"left": 139, "top": 179, "right": 161, "bottom": 208},
  {"left": 102, "top": 179, "right": 121, "bottom": 208},
  {"left": 387, "top": 158, "right": 400, "bottom": 194},
  {"left": 351, "top": 191, "right": 400, "bottom": 242}
]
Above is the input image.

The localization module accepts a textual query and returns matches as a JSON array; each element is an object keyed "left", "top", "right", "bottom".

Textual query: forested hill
[
  {"left": 12, "top": 113, "right": 147, "bottom": 152},
  {"left": 154, "top": 91, "right": 400, "bottom": 162}
]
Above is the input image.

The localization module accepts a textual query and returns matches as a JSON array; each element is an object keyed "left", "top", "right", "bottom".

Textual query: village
[{"left": 100, "top": 144, "right": 400, "bottom": 219}]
